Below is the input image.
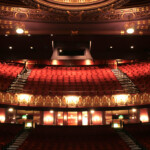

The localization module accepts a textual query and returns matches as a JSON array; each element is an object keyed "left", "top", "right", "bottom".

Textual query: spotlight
[
  {"left": 126, "top": 28, "right": 134, "bottom": 34},
  {"left": 16, "top": 28, "right": 24, "bottom": 34}
]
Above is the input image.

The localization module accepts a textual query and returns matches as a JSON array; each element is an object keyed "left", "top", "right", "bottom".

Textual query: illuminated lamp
[
  {"left": 113, "top": 123, "right": 120, "bottom": 128},
  {"left": 58, "top": 113, "right": 61, "bottom": 117},
  {"left": 140, "top": 115, "right": 149, "bottom": 122},
  {"left": 90, "top": 109, "right": 95, "bottom": 114},
  {"left": 118, "top": 115, "right": 124, "bottom": 120},
  {"left": 114, "top": 94, "right": 128, "bottom": 104},
  {"left": 126, "top": 28, "right": 134, "bottom": 34},
  {"left": 22, "top": 115, "right": 27, "bottom": 119},
  {"left": 26, "top": 122, "right": 32, "bottom": 127},
  {"left": 52, "top": 60, "right": 58, "bottom": 65},
  {"left": 132, "top": 108, "right": 137, "bottom": 112},
  {"left": 17, "top": 94, "right": 31, "bottom": 103},
  {"left": 93, "top": 116, "right": 100, "bottom": 121},
  {"left": 78, "top": 115, "right": 82, "bottom": 120},
  {"left": 0, "top": 116, "right": 5, "bottom": 122},
  {"left": 64, "top": 115, "right": 67, "bottom": 120},
  {"left": 50, "top": 110, "right": 54, "bottom": 113},
  {"left": 66, "top": 96, "right": 79, "bottom": 105},
  {"left": 59, "top": 49, "right": 63, "bottom": 53},
  {"left": 16, "top": 28, "right": 24, "bottom": 34},
  {"left": 8, "top": 108, "right": 14, "bottom": 112},
  {"left": 44, "top": 116, "right": 53, "bottom": 122},
  {"left": 85, "top": 59, "right": 92, "bottom": 65}
]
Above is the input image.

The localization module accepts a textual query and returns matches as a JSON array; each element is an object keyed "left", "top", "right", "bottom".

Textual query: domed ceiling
[
  {"left": 21, "top": 0, "right": 129, "bottom": 12},
  {"left": 0, "top": 0, "right": 149, "bottom": 35}
]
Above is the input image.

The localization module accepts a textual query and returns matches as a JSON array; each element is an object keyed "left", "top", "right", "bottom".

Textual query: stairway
[
  {"left": 112, "top": 69, "right": 139, "bottom": 94},
  {"left": 6, "top": 130, "right": 29, "bottom": 150},
  {"left": 116, "top": 129, "right": 142, "bottom": 150},
  {"left": 7, "top": 69, "right": 31, "bottom": 93}
]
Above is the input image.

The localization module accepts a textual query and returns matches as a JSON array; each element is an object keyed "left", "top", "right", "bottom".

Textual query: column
[
  {"left": 54, "top": 111, "right": 58, "bottom": 125},
  {"left": 102, "top": 111, "right": 106, "bottom": 125},
  {"left": 77, "top": 112, "right": 82, "bottom": 126},
  {"left": 40, "top": 111, "right": 44, "bottom": 125},
  {"left": 63, "top": 112, "right": 68, "bottom": 126}
]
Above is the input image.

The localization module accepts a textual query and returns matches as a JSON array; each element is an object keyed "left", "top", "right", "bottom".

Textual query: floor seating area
[
  {"left": 0, "top": 63, "right": 24, "bottom": 91},
  {"left": 18, "top": 125, "right": 129, "bottom": 150},
  {"left": 119, "top": 62, "right": 150, "bottom": 93},
  {"left": 124, "top": 123, "right": 150, "bottom": 149},
  {"left": 0, "top": 123, "right": 24, "bottom": 150},
  {"left": 24, "top": 66, "right": 123, "bottom": 95}
]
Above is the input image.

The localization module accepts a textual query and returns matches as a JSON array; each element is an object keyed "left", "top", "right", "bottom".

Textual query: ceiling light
[
  {"left": 30, "top": 46, "right": 34, "bottom": 49},
  {"left": 110, "top": 46, "right": 113, "bottom": 49},
  {"left": 16, "top": 28, "right": 24, "bottom": 34},
  {"left": 130, "top": 46, "right": 134, "bottom": 49},
  {"left": 126, "top": 28, "right": 134, "bottom": 34},
  {"left": 59, "top": 49, "right": 63, "bottom": 53},
  {"left": 9, "top": 46, "right": 12, "bottom": 50}
]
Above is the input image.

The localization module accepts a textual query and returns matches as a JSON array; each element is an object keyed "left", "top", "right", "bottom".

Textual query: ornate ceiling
[
  {"left": 21, "top": 0, "right": 129, "bottom": 11},
  {"left": 0, "top": 0, "right": 149, "bottom": 35}
]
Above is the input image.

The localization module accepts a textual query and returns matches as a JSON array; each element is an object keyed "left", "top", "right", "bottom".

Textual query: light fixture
[
  {"left": 85, "top": 59, "right": 92, "bottom": 65},
  {"left": 64, "top": 115, "right": 67, "bottom": 120},
  {"left": 90, "top": 109, "right": 95, "bottom": 114},
  {"left": 66, "top": 96, "right": 79, "bottom": 105},
  {"left": 114, "top": 94, "right": 128, "bottom": 104},
  {"left": 17, "top": 94, "right": 31, "bottom": 103},
  {"left": 8, "top": 108, "right": 14, "bottom": 112},
  {"left": 126, "top": 28, "right": 135, "bottom": 34},
  {"left": 16, "top": 28, "right": 24, "bottom": 34},
  {"left": 52, "top": 60, "right": 58, "bottom": 65},
  {"left": 28, "top": 34, "right": 31, "bottom": 37},
  {"left": 5, "top": 34, "right": 8, "bottom": 37},
  {"left": 58, "top": 113, "right": 61, "bottom": 117},
  {"left": 50, "top": 110, "right": 54, "bottom": 113},
  {"left": 0, "top": 116, "right": 5, "bottom": 123},
  {"left": 9, "top": 46, "right": 12, "bottom": 50},
  {"left": 30, "top": 46, "right": 34, "bottom": 50},
  {"left": 110, "top": 46, "right": 113, "bottom": 49},
  {"left": 130, "top": 46, "right": 134, "bottom": 49},
  {"left": 132, "top": 108, "right": 137, "bottom": 112},
  {"left": 59, "top": 49, "right": 63, "bottom": 53}
]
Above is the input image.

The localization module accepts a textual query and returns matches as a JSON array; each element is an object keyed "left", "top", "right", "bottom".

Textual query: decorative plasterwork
[
  {"left": 21, "top": 0, "right": 128, "bottom": 12},
  {"left": 0, "top": 92, "right": 150, "bottom": 108},
  {"left": 0, "top": 5, "right": 149, "bottom": 23}
]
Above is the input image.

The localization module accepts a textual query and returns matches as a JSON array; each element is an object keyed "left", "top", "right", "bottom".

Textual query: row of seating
[
  {"left": 18, "top": 125, "right": 130, "bottom": 150},
  {"left": 124, "top": 123, "right": 150, "bottom": 149},
  {"left": 0, "top": 63, "right": 23, "bottom": 91},
  {"left": 0, "top": 123, "right": 24, "bottom": 150},
  {"left": 24, "top": 66, "right": 123, "bottom": 95},
  {"left": 119, "top": 62, "right": 150, "bottom": 93}
]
